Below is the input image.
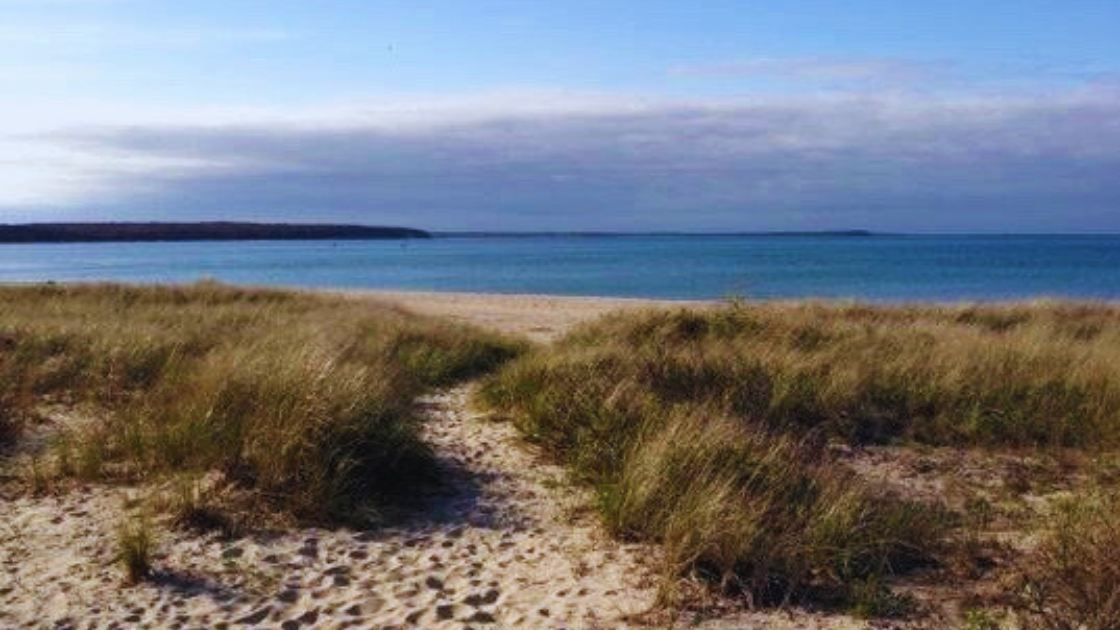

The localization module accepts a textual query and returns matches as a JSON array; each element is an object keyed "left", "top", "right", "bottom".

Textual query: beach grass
[
  {"left": 479, "top": 300, "right": 1120, "bottom": 605},
  {"left": 1018, "top": 488, "right": 1120, "bottom": 630},
  {"left": 0, "top": 282, "right": 525, "bottom": 519},
  {"left": 0, "top": 398, "right": 22, "bottom": 447},
  {"left": 492, "top": 301, "right": 1120, "bottom": 448},
  {"left": 115, "top": 512, "right": 154, "bottom": 584}
]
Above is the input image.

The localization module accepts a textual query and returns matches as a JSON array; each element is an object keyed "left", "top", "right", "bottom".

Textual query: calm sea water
[{"left": 2, "top": 235, "right": 1119, "bottom": 301}]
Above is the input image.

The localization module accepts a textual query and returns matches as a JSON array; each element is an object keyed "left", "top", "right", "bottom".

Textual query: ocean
[{"left": 2, "top": 234, "right": 1120, "bottom": 301}]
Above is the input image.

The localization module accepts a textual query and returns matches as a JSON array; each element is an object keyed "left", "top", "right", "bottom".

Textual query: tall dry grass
[
  {"left": 1, "top": 338, "right": 32, "bottom": 448},
  {"left": 480, "top": 300, "right": 1120, "bottom": 606},
  {"left": 1019, "top": 489, "right": 1120, "bottom": 630},
  {"left": 608, "top": 411, "right": 941, "bottom": 606},
  {"left": 116, "top": 512, "right": 154, "bottom": 584},
  {"left": 529, "top": 302, "right": 1120, "bottom": 448},
  {"left": 0, "top": 391, "right": 24, "bottom": 448},
  {"left": 0, "top": 282, "right": 524, "bottom": 519}
]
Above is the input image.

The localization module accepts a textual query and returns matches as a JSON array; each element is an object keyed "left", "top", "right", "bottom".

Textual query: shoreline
[{"left": 6, "top": 280, "right": 1118, "bottom": 311}]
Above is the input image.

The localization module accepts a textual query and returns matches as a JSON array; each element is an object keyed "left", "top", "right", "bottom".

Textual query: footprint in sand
[{"left": 0, "top": 383, "right": 659, "bottom": 629}]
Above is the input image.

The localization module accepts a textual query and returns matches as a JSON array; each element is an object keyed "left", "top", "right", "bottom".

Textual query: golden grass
[
  {"left": 610, "top": 411, "right": 941, "bottom": 606},
  {"left": 480, "top": 300, "right": 1120, "bottom": 607},
  {"left": 115, "top": 512, "right": 154, "bottom": 584},
  {"left": 533, "top": 302, "right": 1120, "bottom": 447},
  {"left": 1018, "top": 489, "right": 1120, "bottom": 630},
  {"left": 165, "top": 476, "right": 238, "bottom": 536},
  {"left": 0, "top": 282, "right": 525, "bottom": 519}
]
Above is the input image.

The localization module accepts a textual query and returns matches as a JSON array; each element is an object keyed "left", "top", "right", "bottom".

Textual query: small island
[{"left": 0, "top": 222, "right": 431, "bottom": 243}]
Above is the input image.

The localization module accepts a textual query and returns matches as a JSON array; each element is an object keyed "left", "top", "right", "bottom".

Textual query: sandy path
[{"left": 0, "top": 383, "right": 659, "bottom": 629}]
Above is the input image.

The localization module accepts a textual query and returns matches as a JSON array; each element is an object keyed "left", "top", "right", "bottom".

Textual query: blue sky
[{"left": 1, "top": 0, "right": 1118, "bottom": 231}]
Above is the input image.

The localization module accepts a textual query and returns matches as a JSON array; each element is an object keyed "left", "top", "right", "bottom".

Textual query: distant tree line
[{"left": 0, "top": 222, "right": 431, "bottom": 243}]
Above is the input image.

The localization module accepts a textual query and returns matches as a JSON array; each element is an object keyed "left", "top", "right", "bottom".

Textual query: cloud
[
  {"left": 4, "top": 87, "right": 1120, "bottom": 231},
  {"left": 669, "top": 57, "right": 947, "bottom": 86}
]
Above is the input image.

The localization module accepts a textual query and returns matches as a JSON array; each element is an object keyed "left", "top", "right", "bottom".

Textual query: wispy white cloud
[{"left": 4, "top": 85, "right": 1118, "bottom": 231}]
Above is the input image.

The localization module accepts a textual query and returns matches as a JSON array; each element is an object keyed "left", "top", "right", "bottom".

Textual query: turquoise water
[{"left": 2, "top": 235, "right": 1120, "bottom": 301}]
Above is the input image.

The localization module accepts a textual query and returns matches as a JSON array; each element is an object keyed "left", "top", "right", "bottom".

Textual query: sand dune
[{"left": 1, "top": 291, "right": 877, "bottom": 629}]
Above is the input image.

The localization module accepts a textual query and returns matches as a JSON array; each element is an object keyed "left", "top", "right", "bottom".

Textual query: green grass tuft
[{"left": 116, "top": 513, "right": 154, "bottom": 584}]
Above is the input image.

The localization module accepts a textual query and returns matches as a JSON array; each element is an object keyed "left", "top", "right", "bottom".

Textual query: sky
[{"left": 1, "top": 0, "right": 1118, "bottom": 232}]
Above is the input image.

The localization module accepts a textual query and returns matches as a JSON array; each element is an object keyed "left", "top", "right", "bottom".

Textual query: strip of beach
[{"left": 341, "top": 290, "right": 713, "bottom": 341}]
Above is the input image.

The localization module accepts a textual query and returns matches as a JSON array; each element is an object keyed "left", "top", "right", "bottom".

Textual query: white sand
[{"left": 341, "top": 290, "right": 711, "bottom": 342}]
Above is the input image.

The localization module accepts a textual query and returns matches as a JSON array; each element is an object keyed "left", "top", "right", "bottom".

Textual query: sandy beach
[{"left": 342, "top": 290, "right": 712, "bottom": 342}]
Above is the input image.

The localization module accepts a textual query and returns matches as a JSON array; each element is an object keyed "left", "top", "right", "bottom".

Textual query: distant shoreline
[
  {"left": 6, "top": 226, "right": 1120, "bottom": 244},
  {"left": 0, "top": 222, "right": 430, "bottom": 243},
  {"left": 433, "top": 229, "right": 878, "bottom": 238}
]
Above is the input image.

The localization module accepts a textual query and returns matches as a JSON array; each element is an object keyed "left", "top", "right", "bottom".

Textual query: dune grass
[
  {"left": 0, "top": 282, "right": 524, "bottom": 519},
  {"left": 1018, "top": 489, "right": 1120, "bottom": 630},
  {"left": 479, "top": 300, "right": 1120, "bottom": 606},
  {"left": 1, "top": 343, "right": 32, "bottom": 448},
  {"left": 0, "top": 397, "right": 23, "bottom": 448},
  {"left": 116, "top": 513, "right": 154, "bottom": 584},
  {"left": 505, "top": 302, "right": 1120, "bottom": 448}
]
